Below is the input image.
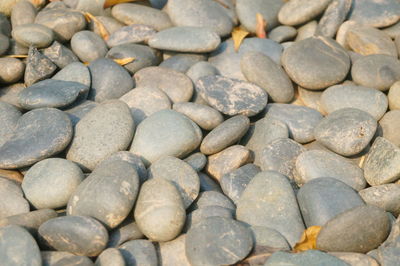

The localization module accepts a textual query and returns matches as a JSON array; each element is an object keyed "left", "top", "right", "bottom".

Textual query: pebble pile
[{"left": 0, "top": 0, "right": 400, "bottom": 265}]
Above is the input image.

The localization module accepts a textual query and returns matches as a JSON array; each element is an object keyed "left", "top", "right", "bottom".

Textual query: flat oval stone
[
  {"left": 106, "top": 24, "right": 156, "bottom": 48},
  {"left": 148, "top": 156, "right": 200, "bottom": 209},
  {"left": 321, "top": 84, "right": 388, "bottom": 120},
  {"left": 39, "top": 216, "right": 108, "bottom": 257},
  {"left": 157, "top": 234, "right": 190, "bottom": 266},
  {"left": 186, "top": 61, "right": 220, "bottom": 84},
  {"left": 112, "top": 3, "right": 172, "bottom": 31},
  {"left": 22, "top": 158, "right": 84, "bottom": 209},
  {"left": 314, "top": 108, "right": 377, "bottom": 156},
  {"left": 348, "top": 0, "right": 400, "bottom": 28},
  {"left": 0, "top": 177, "right": 29, "bottom": 219},
  {"left": 0, "top": 108, "right": 72, "bottom": 169},
  {"left": 71, "top": 30, "right": 108, "bottom": 63},
  {"left": 19, "top": 79, "right": 88, "bottom": 109},
  {"left": 42, "top": 41, "right": 79, "bottom": 69},
  {"left": 265, "top": 104, "right": 323, "bottom": 143},
  {"left": 186, "top": 217, "right": 253, "bottom": 266},
  {"left": 130, "top": 110, "right": 202, "bottom": 166},
  {"left": 12, "top": 23, "right": 54, "bottom": 48},
  {"left": 317, "top": 205, "right": 390, "bottom": 253},
  {"left": 200, "top": 115, "right": 249, "bottom": 155},
  {"left": 295, "top": 20, "right": 318, "bottom": 41},
  {"left": 67, "top": 100, "right": 134, "bottom": 171},
  {"left": 236, "top": 171, "right": 305, "bottom": 247},
  {"left": 24, "top": 46, "right": 57, "bottom": 87},
  {"left": 173, "top": 102, "right": 223, "bottom": 131},
  {"left": 0, "top": 101, "right": 21, "bottom": 147},
  {"left": 269, "top": 26, "right": 298, "bottom": 43},
  {"left": 351, "top": 54, "right": 400, "bottom": 91},
  {"left": 195, "top": 75, "right": 268, "bottom": 117},
  {"left": 359, "top": 184, "right": 400, "bottom": 217},
  {"left": 166, "top": 0, "right": 233, "bottom": 36},
  {"left": 379, "top": 110, "right": 400, "bottom": 147},
  {"left": 184, "top": 152, "right": 207, "bottom": 172},
  {"left": 10, "top": 0, "right": 37, "bottom": 28},
  {"left": 0, "top": 58, "right": 25, "bottom": 84},
  {"left": 134, "top": 178, "right": 186, "bottom": 242},
  {"left": 119, "top": 240, "right": 157, "bottom": 266},
  {"left": 52, "top": 62, "right": 91, "bottom": 87},
  {"left": 295, "top": 150, "right": 366, "bottom": 191},
  {"left": 134, "top": 66, "right": 193, "bottom": 103},
  {"left": 298, "top": 177, "right": 365, "bottom": 227},
  {"left": 0, "top": 225, "right": 42, "bottom": 266},
  {"left": 315, "top": 0, "right": 352, "bottom": 38},
  {"left": 95, "top": 248, "right": 125, "bottom": 266},
  {"left": 278, "top": 0, "right": 332, "bottom": 26},
  {"left": 388, "top": 81, "right": 400, "bottom": 110},
  {"left": 281, "top": 36, "right": 350, "bottom": 90},
  {"left": 265, "top": 250, "right": 348, "bottom": 266},
  {"left": 241, "top": 51, "right": 294, "bottom": 103}
]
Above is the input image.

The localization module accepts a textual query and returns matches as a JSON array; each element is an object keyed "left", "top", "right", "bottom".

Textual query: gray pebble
[
  {"left": 0, "top": 83, "right": 24, "bottom": 109},
  {"left": 0, "top": 58, "right": 24, "bottom": 84},
  {"left": 71, "top": 30, "right": 108, "bottom": 63},
  {"left": 119, "top": 240, "right": 158, "bottom": 266},
  {"left": 173, "top": 102, "right": 223, "bottom": 131},
  {"left": 383, "top": 21, "right": 400, "bottom": 39},
  {"left": 52, "top": 62, "right": 91, "bottom": 87},
  {"left": 0, "top": 177, "right": 30, "bottom": 219},
  {"left": 157, "top": 234, "right": 191, "bottom": 266},
  {"left": 106, "top": 24, "right": 156, "bottom": 48},
  {"left": 348, "top": 0, "right": 400, "bottom": 28},
  {"left": 295, "top": 20, "right": 318, "bottom": 42},
  {"left": 11, "top": 0, "right": 37, "bottom": 28},
  {"left": 198, "top": 172, "right": 222, "bottom": 193},
  {"left": 186, "top": 61, "right": 220, "bottom": 84},
  {"left": 185, "top": 206, "right": 234, "bottom": 232},
  {"left": 160, "top": 53, "right": 205, "bottom": 73},
  {"left": 107, "top": 220, "right": 144, "bottom": 248},
  {"left": 64, "top": 100, "right": 98, "bottom": 126},
  {"left": 12, "top": 23, "right": 54, "bottom": 48},
  {"left": 265, "top": 250, "right": 348, "bottom": 266},
  {"left": 42, "top": 41, "right": 79, "bottom": 69},
  {"left": 329, "top": 252, "right": 380, "bottom": 266},
  {"left": 379, "top": 110, "right": 400, "bottom": 146},
  {"left": 297, "top": 86, "right": 325, "bottom": 114},
  {"left": 41, "top": 251, "right": 91, "bottom": 266},
  {"left": 360, "top": 184, "right": 400, "bottom": 217},
  {"left": 0, "top": 101, "right": 21, "bottom": 147},
  {"left": 95, "top": 248, "right": 125, "bottom": 266},
  {"left": 269, "top": 25, "right": 297, "bottom": 43},
  {"left": 0, "top": 33, "right": 9, "bottom": 55},
  {"left": 183, "top": 152, "right": 207, "bottom": 172},
  {"left": 89, "top": 16, "right": 124, "bottom": 37},
  {"left": 315, "top": 0, "right": 352, "bottom": 38},
  {"left": 388, "top": 81, "right": 400, "bottom": 110},
  {"left": 24, "top": 46, "right": 57, "bottom": 87},
  {"left": 250, "top": 226, "right": 290, "bottom": 251},
  {"left": 278, "top": 0, "right": 332, "bottom": 26}
]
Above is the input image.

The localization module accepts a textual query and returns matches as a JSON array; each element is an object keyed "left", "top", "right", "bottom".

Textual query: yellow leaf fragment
[
  {"left": 3, "top": 55, "right": 28, "bottom": 58},
  {"left": 256, "top": 13, "right": 268, "bottom": 39},
  {"left": 83, "top": 12, "right": 110, "bottom": 41},
  {"left": 232, "top": 27, "right": 249, "bottom": 52},
  {"left": 104, "top": 0, "right": 137, "bottom": 8},
  {"left": 83, "top": 62, "right": 90, "bottom": 66},
  {"left": 293, "top": 226, "right": 322, "bottom": 252},
  {"left": 113, "top": 57, "right": 135, "bottom": 65}
]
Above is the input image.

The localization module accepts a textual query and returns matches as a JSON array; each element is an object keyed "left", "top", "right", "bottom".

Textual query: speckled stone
[
  {"left": 317, "top": 205, "right": 390, "bottom": 253},
  {"left": 348, "top": 0, "right": 400, "bottom": 28},
  {"left": 281, "top": 36, "right": 350, "bottom": 90},
  {"left": 119, "top": 240, "right": 158, "bottom": 266},
  {"left": 95, "top": 248, "right": 125, "bottom": 266},
  {"left": 0, "top": 102, "right": 21, "bottom": 147},
  {"left": 42, "top": 41, "right": 79, "bottom": 69},
  {"left": 265, "top": 250, "right": 348, "bottom": 266},
  {"left": 363, "top": 137, "right": 400, "bottom": 186},
  {"left": 107, "top": 220, "right": 144, "bottom": 248},
  {"left": 278, "top": 0, "right": 332, "bottom": 26},
  {"left": 388, "top": 81, "right": 400, "bottom": 110},
  {"left": 39, "top": 215, "right": 108, "bottom": 257},
  {"left": 0, "top": 225, "right": 42, "bottom": 266},
  {"left": 314, "top": 108, "right": 377, "bottom": 157},
  {"left": 71, "top": 30, "right": 108, "bottom": 63},
  {"left": 237, "top": 171, "right": 305, "bottom": 247},
  {"left": 22, "top": 158, "right": 83, "bottom": 209},
  {"left": 12, "top": 23, "right": 54, "bottom": 48},
  {"left": 295, "top": 150, "right": 366, "bottom": 191},
  {"left": 0, "top": 177, "right": 29, "bottom": 219},
  {"left": 52, "top": 62, "right": 91, "bottom": 87},
  {"left": 106, "top": 24, "right": 156, "bottom": 48},
  {"left": 0, "top": 108, "right": 72, "bottom": 169},
  {"left": 360, "top": 184, "right": 400, "bottom": 217},
  {"left": 379, "top": 110, "right": 400, "bottom": 147},
  {"left": 10, "top": 0, "right": 36, "bottom": 28},
  {"left": 315, "top": 0, "right": 352, "bottom": 38},
  {"left": 24, "top": 47, "right": 57, "bottom": 87},
  {"left": 0, "top": 58, "right": 25, "bottom": 84},
  {"left": 173, "top": 102, "right": 223, "bottom": 131},
  {"left": 157, "top": 234, "right": 191, "bottom": 266},
  {"left": 160, "top": 53, "right": 205, "bottom": 73},
  {"left": 297, "top": 86, "right": 325, "bottom": 114}
]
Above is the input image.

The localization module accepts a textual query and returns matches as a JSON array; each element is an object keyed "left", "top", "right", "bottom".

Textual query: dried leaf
[
  {"left": 0, "top": 169, "right": 24, "bottom": 184},
  {"left": 232, "top": 27, "right": 249, "bottom": 52},
  {"left": 83, "top": 12, "right": 110, "bottom": 41},
  {"left": 113, "top": 57, "right": 135, "bottom": 65},
  {"left": 256, "top": 13, "right": 268, "bottom": 39},
  {"left": 2, "top": 55, "right": 28, "bottom": 58},
  {"left": 104, "top": 0, "right": 138, "bottom": 8},
  {"left": 83, "top": 62, "right": 90, "bottom": 66},
  {"left": 358, "top": 155, "right": 366, "bottom": 168},
  {"left": 293, "top": 226, "right": 322, "bottom": 252}
]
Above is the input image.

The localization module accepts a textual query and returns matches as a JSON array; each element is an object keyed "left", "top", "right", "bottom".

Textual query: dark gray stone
[
  {"left": 184, "top": 152, "right": 207, "bottom": 172},
  {"left": 119, "top": 240, "right": 158, "bottom": 266},
  {"left": 160, "top": 53, "right": 205, "bottom": 73},
  {"left": 0, "top": 177, "right": 29, "bottom": 219},
  {"left": 198, "top": 172, "right": 222, "bottom": 192},
  {"left": 360, "top": 184, "right": 400, "bottom": 217},
  {"left": 348, "top": 0, "right": 400, "bottom": 28},
  {"left": 71, "top": 30, "right": 108, "bottom": 63},
  {"left": 24, "top": 47, "right": 57, "bottom": 87},
  {"left": 52, "top": 62, "right": 91, "bottom": 87},
  {"left": 42, "top": 41, "right": 79, "bottom": 69},
  {"left": 12, "top": 23, "right": 54, "bottom": 48},
  {"left": 0, "top": 108, "right": 72, "bottom": 169},
  {"left": 379, "top": 110, "right": 400, "bottom": 147},
  {"left": 173, "top": 102, "right": 223, "bottom": 131},
  {"left": 315, "top": 0, "right": 352, "bottom": 38},
  {"left": 107, "top": 220, "right": 144, "bottom": 248},
  {"left": 0, "top": 58, "right": 25, "bottom": 84},
  {"left": 0, "top": 102, "right": 21, "bottom": 147},
  {"left": 264, "top": 250, "right": 348, "bottom": 266},
  {"left": 95, "top": 248, "right": 125, "bottom": 266},
  {"left": 0, "top": 13, "right": 11, "bottom": 35},
  {"left": 107, "top": 24, "right": 156, "bottom": 48}
]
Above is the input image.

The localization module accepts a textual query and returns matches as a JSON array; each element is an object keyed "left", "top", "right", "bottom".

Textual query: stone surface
[
  {"left": 264, "top": 250, "right": 348, "bottom": 266},
  {"left": 0, "top": 101, "right": 21, "bottom": 147},
  {"left": 295, "top": 20, "right": 318, "bottom": 42},
  {"left": 0, "top": 58, "right": 25, "bottom": 84},
  {"left": 278, "top": 0, "right": 332, "bottom": 26},
  {"left": 379, "top": 110, "right": 400, "bottom": 147},
  {"left": 198, "top": 173, "right": 223, "bottom": 193},
  {"left": 71, "top": 30, "right": 108, "bottom": 63},
  {"left": 0, "top": 177, "right": 30, "bottom": 219},
  {"left": 64, "top": 100, "right": 98, "bottom": 126},
  {"left": 12, "top": 23, "right": 54, "bottom": 48},
  {"left": 359, "top": 184, "right": 400, "bottom": 217},
  {"left": 106, "top": 24, "right": 157, "bottom": 48},
  {"left": 0, "top": 33, "right": 9, "bottom": 56},
  {"left": 329, "top": 252, "right": 379, "bottom": 266},
  {"left": 185, "top": 206, "right": 234, "bottom": 232},
  {"left": 348, "top": 0, "right": 400, "bottom": 28},
  {"left": 157, "top": 234, "right": 191, "bottom": 266},
  {"left": 24, "top": 47, "right": 57, "bottom": 87},
  {"left": 11, "top": 0, "right": 37, "bottom": 28},
  {"left": 160, "top": 53, "right": 205, "bottom": 73},
  {"left": 389, "top": 81, "right": 400, "bottom": 110},
  {"left": 192, "top": 191, "right": 235, "bottom": 212},
  {"left": 315, "top": 0, "right": 352, "bottom": 38},
  {"left": 41, "top": 251, "right": 93, "bottom": 266},
  {"left": 184, "top": 152, "right": 207, "bottom": 172},
  {"left": 269, "top": 26, "right": 297, "bottom": 43},
  {"left": 119, "top": 240, "right": 158, "bottom": 266},
  {"left": 95, "top": 248, "right": 125, "bottom": 266},
  {"left": 173, "top": 102, "right": 223, "bottom": 131},
  {"left": 107, "top": 220, "right": 144, "bottom": 248},
  {"left": 42, "top": 41, "right": 79, "bottom": 69},
  {"left": 52, "top": 62, "right": 91, "bottom": 87}
]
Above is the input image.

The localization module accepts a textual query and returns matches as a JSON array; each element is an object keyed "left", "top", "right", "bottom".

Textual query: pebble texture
[{"left": 278, "top": 0, "right": 332, "bottom": 26}]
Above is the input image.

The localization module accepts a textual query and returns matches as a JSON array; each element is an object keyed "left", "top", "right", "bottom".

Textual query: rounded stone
[
  {"left": 278, "top": 0, "right": 332, "bottom": 26},
  {"left": 119, "top": 240, "right": 158, "bottom": 266},
  {"left": 321, "top": 84, "right": 388, "bottom": 120},
  {"left": 42, "top": 41, "right": 79, "bottom": 69},
  {"left": 184, "top": 152, "right": 207, "bottom": 172},
  {"left": 65, "top": 100, "right": 98, "bottom": 126},
  {"left": 134, "top": 178, "right": 186, "bottom": 242},
  {"left": 281, "top": 36, "right": 350, "bottom": 90},
  {"left": 315, "top": 0, "right": 352, "bottom": 38},
  {"left": 348, "top": 0, "right": 400, "bottom": 28},
  {"left": 0, "top": 101, "right": 21, "bottom": 147},
  {"left": 359, "top": 184, "right": 400, "bottom": 217},
  {"left": 38, "top": 216, "right": 108, "bottom": 257},
  {"left": 0, "top": 177, "right": 30, "bottom": 219},
  {"left": 22, "top": 158, "right": 84, "bottom": 209},
  {"left": 269, "top": 26, "right": 298, "bottom": 43},
  {"left": 186, "top": 61, "right": 220, "bottom": 84},
  {"left": 52, "top": 62, "right": 91, "bottom": 87},
  {"left": 192, "top": 191, "right": 236, "bottom": 212},
  {"left": 379, "top": 110, "right": 400, "bottom": 147},
  {"left": 0, "top": 33, "right": 9, "bottom": 56},
  {"left": 160, "top": 53, "right": 206, "bottom": 73},
  {"left": 0, "top": 58, "right": 25, "bottom": 84},
  {"left": 329, "top": 252, "right": 380, "bottom": 266},
  {"left": 95, "top": 248, "right": 125, "bottom": 266},
  {"left": 173, "top": 102, "right": 223, "bottom": 131},
  {"left": 265, "top": 250, "right": 348, "bottom": 266},
  {"left": 295, "top": 20, "right": 318, "bottom": 41},
  {"left": 314, "top": 108, "right": 377, "bottom": 156},
  {"left": 71, "top": 30, "right": 108, "bottom": 63},
  {"left": 0, "top": 83, "right": 25, "bottom": 109},
  {"left": 107, "top": 221, "right": 144, "bottom": 248},
  {"left": 0, "top": 108, "right": 73, "bottom": 169},
  {"left": 388, "top": 81, "right": 400, "bottom": 110},
  {"left": 157, "top": 234, "right": 191, "bottom": 266},
  {"left": 106, "top": 24, "right": 157, "bottom": 48},
  {"left": 250, "top": 226, "right": 291, "bottom": 251},
  {"left": 186, "top": 217, "right": 253, "bottom": 266},
  {"left": 41, "top": 251, "right": 92, "bottom": 266},
  {"left": 12, "top": 23, "right": 54, "bottom": 48},
  {"left": 185, "top": 206, "right": 234, "bottom": 232},
  {"left": 130, "top": 109, "right": 202, "bottom": 166}
]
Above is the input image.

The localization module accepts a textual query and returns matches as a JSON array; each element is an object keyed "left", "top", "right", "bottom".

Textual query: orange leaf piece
[
  {"left": 113, "top": 57, "right": 135, "bottom": 65},
  {"left": 3, "top": 55, "right": 28, "bottom": 58},
  {"left": 232, "top": 27, "right": 249, "bottom": 52},
  {"left": 83, "top": 12, "right": 110, "bottom": 41},
  {"left": 293, "top": 226, "right": 322, "bottom": 252},
  {"left": 104, "top": 0, "right": 137, "bottom": 8},
  {"left": 256, "top": 13, "right": 268, "bottom": 39}
]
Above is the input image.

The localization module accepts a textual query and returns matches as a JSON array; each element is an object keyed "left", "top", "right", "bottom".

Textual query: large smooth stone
[
  {"left": 236, "top": 171, "right": 305, "bottom": 247},
  {"left": 317, "top": 205, "right": 390, "bottom": 253},
  {"left": 0, "top": 101, "right": 21, "bottom": 147},
  {"left": 157, "top": 234, "right": 191, "bottom": 266},
  {"left": 314, "top": 108, "right": 377, "bottom": 157},
  {"left": 0, "top": 177, "right": 29, "bottom": 220},
  {"left": 10, "top": 0, "right": 36, "bottom": 28},
  {"left": 298, "top": 177, "right": 365, "bottom": 227},
  {"left": 148, "top": 26, "right": 220, "bottom": 53},
  {"left": 359, "top": 184, "right": 400, "bottom": 217},
  {"left": 130, "top": 110, "right": 202, "bottom": 166},
  {"left": 106, "top": 24, "right": 157, "bottom": 48},
  {"left": 119, "top": 240, "right": 158, "bottom": 266},
  {"left": 88, "top": 58, "right": 134, "bottom": 103},
  {"left": 348, "top": 0, "right": 400, "bottom": 28},
  {"left": 12, "top": 23, "right": 54, "bottom": 48},
  {"left": 173, "top": 102, "right": 223, "bottom": 131},
  {"left": 363, "top": 137, "right": 400, "bottom": 186},
  {"left": 42, "top": 41, "right": 79, "bottom": 69},
  {"left": 281, "top": 36, "right": 350, "bottom": 90},
  {"left": 315, "top": 0, "right": 352, "bottom": 38},
  {"left": 38, "top": 216, "right": 108, "bottom": 257},
  {"left": 22, "top": 158, "right": 83, "bottom": 209},
  {"left": 52, "top": 62, "right": 90, "bottom": 87},
  {"left": 278, "top": 0, "right": 332, "bottom": 26},
  {"left": 0, "top": 225, "right": 42, "bottom": 266},
  {"left": 185, "top": 217, "right": 253, "bottom": 266},
  {"left": 264, "top": 250, "right": 348, "bottom": 266},
  {"left": 321, "top": 84, "right": 388, "bottom": 120},
  {"left": 295, "top": 150, "right": 366, "bottom": 191},
  {"left": 66, "top": 100, "right": 134, "bottom": 171},
  {"left": 0, "top": 58, "right": 25, "bottom": 84},
  {"left": 264, "top": 104, "right": 323, "bottom": 143},
  {"left": 24, "top": 47, "right": 57, "bottom": 87},
  {"left": 41, "top": 251, "right": 93, "bottom": 266},
  {"left": 148, "top": 156, "right": 199, "bottom": 209},
  {"left": 134, "top": 178, "right": 186, "bottom": 242},
  {"left": 0, "top": 108, "right": 72, "bottom": 169},
  {"left": 379, "top": 110, "right": 400, "bottom": 147},
  {"left": 95, "top": 248, "right": 125, "bottom": 266},
  {"left": 70, "top": 30, "right": 108, "bottom": 63}
]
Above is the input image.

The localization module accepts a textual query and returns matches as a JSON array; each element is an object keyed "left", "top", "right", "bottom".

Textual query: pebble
[
  {"left": 186, "top": 217, "right": 253, "bottom": 266},
  {"left": 89, "top": 16, "right": 124, "bottom": 37},
  {"left": 198, "top": 173, "right": 223, "bottom": 193},
  {"left": 278, "top": 0, "right": 332, "bottom": 26},
  {"left": 0, "top": 225, "right": 42, "bottom": 266},
  {"left": 294, "top": 20, "right": 318, "bottom": 41},
  {"left": 379, "top": 110, "right": 400, "bottom": 147},
  {"left": 0, "top": 83, "right": 25, "bottom": 109},
  {"left": 185, "top": 205, "right": 234, "bottom": 232},
  {"left": 148, "top": 26, "right": 220, "bottom": 53},
  {"left": 269, "top": 26, "right": 297, "bottom": 43},
  {"left": 130, "top": 110, "right": 202, "bottom": 166},
  {"left": 363, "top": 137, "right": 400, "bottom": 186},
  {"left": 134, "top": 66, "right": 193, "bottom": 103},
  {"left": 22, "top": 158, "right": 83, "bottom": 209},
  {"left": 314, "top": 108, "right": 377, "bottom": 157},
  {"left": 173, "top": 102, "right": 223, "bottom": 131},
  {"left": 148, "top": 156, "right": 200, "bottom": 209},
  {"left": 88, "top": 58, "right": 134, "bottom": 102},
  {"left": 295, "top": 150, "right": 366, "bottom": 191},
  {"left": 10, "top": 0, "right": 37, "bottom": 28},
  {"left": 38, "top": 215, "right": 108, "bottom": 257},
  {"left": 107, "top": 221, "right": 144, "bottom": 248},
  {"left": 64, "top": 100, "right": 98, "bottom": 126},
  {"left": 281, "top": 36, "right": 350, "bottom": 90},
  {"left": 0, "top": 177, "right": 30, "bottom": 219},
  {"left": 157, "top": 234, "right": 191, "bottom": 266},
  {"left": 186, "top": 61, "right": 220, "bottom": 84},
  {"left": 42, "top": 41, "right": 79, "bottom": 69},
  {"left": 321, "top": 84, "right": 388, "bottom": 120},
  {"left": 41, "top": 251, "right": 93, "bottom": 266},
  {"left": 134, "top": 178, "right": 185, "bottom": 242},
  {"left": 192, "top": 191, "right": 235, "bottom": 212},
  {"left": 106, "top": 24, "right": 156, "bottom": 48},
  {"left": 265, "top": 104, "right": 323, "bottom": 143},
  {"left": 95, "top": 248, "right": 125, "bottom": 266},
  {"left": 71, "top": 30, "right": 108, "bottom": 63},
  {"left": 0, "top": 101, "right": 21, "bottom": 147},
  {"left": 351, "top": 54, "right": 400, "bottom": 91},
  {"left": 184, "top": 152, "right": 207, "bottom": 172},
  {"left": 388, "top": 81, "right": 400, "bottom": 110},
  {"left": 160, "top": 53, "right": 205, "bottom": 73},
  {"left": 112, "top": 3, "right": 172, "bottom": 31},
  {"left": 24, "top": 46, "right": 57, "bottom": 87},
  {"left": 383, "top": 21, "right": 400, "bottom": 39},
  {"left": 298, "top": 177, "right": 365, "bottom": 227},
  {"left": 264, "top": 250, "right": 348, "bottom": 266},
  {"left": 317, "top": 205, "right": 390, "bottom": 253},
  {"left": 237, "top": 171, "right": 305, "bottom": 248},
  {"left": 66, "top": 100, "right": 134, "bottom": 171},
  {"left": 375, "top": 247, "right": 400, "bottom": 266},
  {"left": 119, "top": 240, "right": 158, "bottom": 266},
  {"left": 0, "top": 108, "right": 72, "bottom": 169},
  {"left": 250, "top": 226, "right": 290, "bottom": 251},
  {"left": 359, "top": 184, "right": 400, "bottom": 217},
  {"left": 315, "top": 0, "right": 352, "bottom": 38},
  {"left": 52, "top": 62, "right": 91, "bottom": 87},
  {"left": 241, "top": 51, "right": 294, "bottom": 103},
  {"left": 297, "top": 86, "right": 325, "bottom": 114},
  {"left": 0, "top": 58, "right": 24, "bottom": 84},
  {"left": 12, "top": 23, "right": 54, "bottom": 48},
  {"left": 329, "top": 252, "right": 380, "bottom": 266},
  {"left": 348, "top": 0, "right": 400, "bottom": 28},
  {"left": 0, "top": 33, "right": 9, "bottom": 56}
]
